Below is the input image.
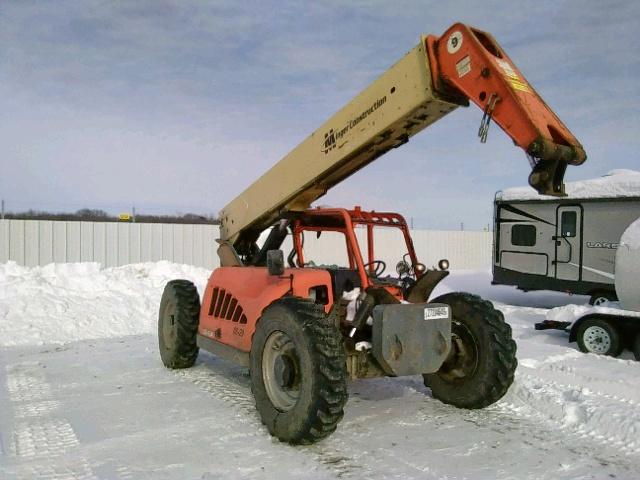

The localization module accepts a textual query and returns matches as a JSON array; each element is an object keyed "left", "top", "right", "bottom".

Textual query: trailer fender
[{"left": 406, "top": 269, "right": 450, "bottom": 303}]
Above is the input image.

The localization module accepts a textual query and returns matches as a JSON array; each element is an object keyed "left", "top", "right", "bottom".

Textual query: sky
[{"left": 1, "top": 0, "right": 638, "bottom": 230}]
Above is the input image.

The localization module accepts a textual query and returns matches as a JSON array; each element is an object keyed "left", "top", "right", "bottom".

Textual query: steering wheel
[{"left": 364, "top": 260, "right": 386, "bottom": 278}]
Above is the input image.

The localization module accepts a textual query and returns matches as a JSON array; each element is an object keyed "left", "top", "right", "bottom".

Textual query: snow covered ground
[{"left": 1, "top": 262, "right": 639, "bottom": 479}]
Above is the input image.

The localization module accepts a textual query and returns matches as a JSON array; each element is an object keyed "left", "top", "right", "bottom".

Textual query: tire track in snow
[
  {"left": 392, "top": 376, "right": 638, "bottom": 479},
  {"left": 11, "top": 459, "right": 97, "bottom": 480},
  {"left": 14, "top": 399, "right": 61, "bottom": 418},
  {"left": 525, "top": 360, "right": 640, "bottom": 408},
  {"left": 4, "top": 361, "right": 98, "bottom": 480},
  {"left": 501, "top": 370, "right": 640, "bottom": 456},
  {"left": 174, "top": 362, "right": 373, "bottom": 479},
  {"left": 11, "top": 420, "right": 80, "bottom": 458},
  {"left": 6, "top": 363, "right": 52, "bottom": 402}
]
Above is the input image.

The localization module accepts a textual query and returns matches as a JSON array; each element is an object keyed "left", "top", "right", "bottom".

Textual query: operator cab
[{"left": 289, "top": 207, "right": 427, "bottom": 301}]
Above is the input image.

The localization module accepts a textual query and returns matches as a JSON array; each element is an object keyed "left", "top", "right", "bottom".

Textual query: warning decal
[
  {"left": 496, "top": 58, "right": 531, "bottom": 93},
  {"left": 509, "top": 78, "right": 532, "bottom": 93},
  {"left": 496, "top": 59, "right": 518, "bottom": 79},
  {"left": 456, "top": 55, "right": 471, "bottom": 78}
]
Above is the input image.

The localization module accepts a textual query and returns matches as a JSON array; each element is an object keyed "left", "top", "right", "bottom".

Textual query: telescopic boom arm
[{"left": 219, "top": 22, "right": 586, "bottom": 258}]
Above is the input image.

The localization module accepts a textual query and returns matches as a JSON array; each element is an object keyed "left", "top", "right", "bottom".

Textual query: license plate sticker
[{"left": 424, "top": 306, "right": 449, "bottom": 320}]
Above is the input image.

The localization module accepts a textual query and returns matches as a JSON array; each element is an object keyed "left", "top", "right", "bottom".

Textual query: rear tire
[
  {"left": 158, "top": 280, "right": 200, "bottom": 369},
  {"left": 576, "top": 317, "right": 622, "bottom": 357},
  {"left": 250, "top": 298, "right": 348, "bottom": 444},
  {"left": 423, "top": 292, "right": 517, "bottom": 409}
]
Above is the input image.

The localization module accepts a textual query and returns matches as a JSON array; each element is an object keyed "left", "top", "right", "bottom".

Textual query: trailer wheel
[
  {"left": 158, "top": 280, "right": 200, "bottom": 369},
  {"left": 250, "top": 298, "right": 348, "bottom": 444},
  {"left": 589, "top": 291, "right": 617, "bottom": 306},
  {"left": 576, "top": 317, "right": 622, "bottom": 356},
  {"left": 633, "top": 333, "right": 640, "bottom": 361},
  {"left": 423, "top": 292, "right": 517, "bottom": 409}
]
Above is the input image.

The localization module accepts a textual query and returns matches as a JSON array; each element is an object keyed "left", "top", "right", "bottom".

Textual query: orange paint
[
  {"left": 199, "top": 266, "right": 333, "bottom": 352},
  {"left": 200, "top": 207, "right": 418, "bottom": 352},
  {"left": 426, "top": 23, "right": 586, "bottom": 165}
]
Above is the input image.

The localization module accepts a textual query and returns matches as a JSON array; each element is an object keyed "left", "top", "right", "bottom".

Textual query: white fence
[
  {"left": 0, "top": 219, "right": 492, "bottom": 270},
  {"left": 0, "top": 220, "right": 219, "bottom": 269},
  {"left": 401, "top": 230, "right": 492, "bottom": 270}
]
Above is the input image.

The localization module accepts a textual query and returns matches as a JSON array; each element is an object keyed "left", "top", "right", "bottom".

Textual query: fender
[
  {"left": 199, "top": 266, "right": 333, "bottom": 351},
  {"left": 406, "top": 269, "right": 450, "bottom": 303}
]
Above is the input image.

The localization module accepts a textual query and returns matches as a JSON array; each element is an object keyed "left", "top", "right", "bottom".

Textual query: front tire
[
  {"left": 250, "top": 298, "right": 348, "bottom": 444},
  {"left": 158, "top": 280, "right": 200, "bottom": 369},
  {"left": 576, "top": 317, "right": 622, "bottom": 356},
  {"left": 423, "top": 292, "right": 517, "bottom": 409}
]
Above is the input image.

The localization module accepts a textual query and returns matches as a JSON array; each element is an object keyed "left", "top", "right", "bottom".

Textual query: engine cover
[{"left": 371, "top": 303, "right": 451, "bottom": 376}]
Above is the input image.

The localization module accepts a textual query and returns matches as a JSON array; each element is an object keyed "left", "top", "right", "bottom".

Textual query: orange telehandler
[{"left": 158, "top": 23, "right": 586, "bottom": 444}]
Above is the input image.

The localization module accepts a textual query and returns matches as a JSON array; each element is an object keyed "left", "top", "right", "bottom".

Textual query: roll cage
[{"left": 292, "top": 207, "right": 421, "bottom": 291}]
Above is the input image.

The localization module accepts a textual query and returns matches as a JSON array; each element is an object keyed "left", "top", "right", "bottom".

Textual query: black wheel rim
[
  {"left": 438, "top": 319, "right": 479, "bottom": 383},
  {"left": 262, "top": 330, "right": 301, "bottom": 412}
]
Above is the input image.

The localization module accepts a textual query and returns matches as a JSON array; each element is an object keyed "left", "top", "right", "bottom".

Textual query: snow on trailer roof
[{"left": 496, "top": 169, "right": 640, "bottom": 202}]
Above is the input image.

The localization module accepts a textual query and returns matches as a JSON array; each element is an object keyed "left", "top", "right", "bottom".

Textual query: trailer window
[
  {"left": 561, "top": 211, "right": 577, "bottom": 237},
  {"left": 511, "top": 224, "right": 536, "bottom": 246}
]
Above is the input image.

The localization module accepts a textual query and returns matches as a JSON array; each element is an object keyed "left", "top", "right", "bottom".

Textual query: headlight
[
  {"left": 438, "top": 259, "right": 450, "bottom": 271},
  {"left": 396, "top": 261, "right": 410, "bottom": 276}
]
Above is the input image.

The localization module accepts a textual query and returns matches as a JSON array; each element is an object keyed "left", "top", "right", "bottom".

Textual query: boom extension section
[
  {"left": 219, "top": 23, "right": 586, "bottom": 258},
  {"left": 425, "top": 24, "right": 585, "bottom": 195}
]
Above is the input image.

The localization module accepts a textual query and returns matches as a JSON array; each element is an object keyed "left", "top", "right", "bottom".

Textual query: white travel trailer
[
  {"left": 493, "top": 170, "right": 640, "bottom": 305},
  {"left": 538, "top": 217, "right": 640, "bottom": 360}
]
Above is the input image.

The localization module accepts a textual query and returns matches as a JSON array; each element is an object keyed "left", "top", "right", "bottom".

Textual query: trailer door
[{"left": 554, "top": 206, "right": 582, "bottom": 281}]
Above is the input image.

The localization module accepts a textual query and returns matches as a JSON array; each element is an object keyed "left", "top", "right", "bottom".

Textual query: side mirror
[{"left": 267, "top": 250, "right": 285, "bottom": 276}]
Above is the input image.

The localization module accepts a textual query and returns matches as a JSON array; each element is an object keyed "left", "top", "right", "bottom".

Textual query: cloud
[{"left": 1, "top": 0, "right": 638, "bottom": 229}]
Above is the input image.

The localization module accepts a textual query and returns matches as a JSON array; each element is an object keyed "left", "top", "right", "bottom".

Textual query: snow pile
[
  {"left": 497, "top": 169, "right": 640, "bottom": 201},
  {"left": 0, "top": 261, "right": 210, "bottom": 347},
  {"left": 546, "top": 302, "right": 640, "bottom": 326}
]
